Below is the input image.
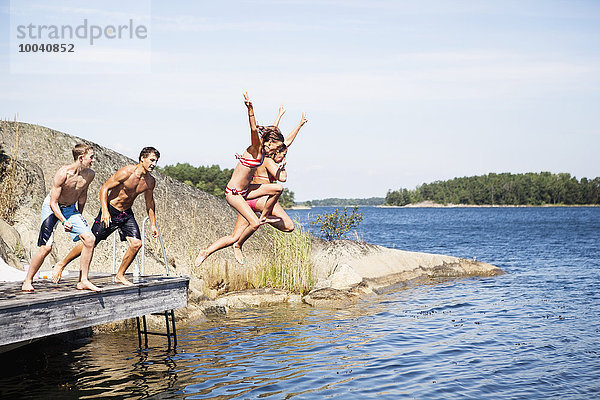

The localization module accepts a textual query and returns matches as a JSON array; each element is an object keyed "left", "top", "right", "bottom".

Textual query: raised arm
[
  {"left": 285, "top": 112, "right": 308, "bottom": 147},
  {"left": 243, "top": 92, "right": 261, "bottom": 153},
  {"left": 273, "top": 104, "right": 286, "bottom": 128}
]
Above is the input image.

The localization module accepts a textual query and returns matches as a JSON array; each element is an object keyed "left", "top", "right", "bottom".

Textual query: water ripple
[{"left": 2, "top": 207, "right": 600, "bottom": 399}]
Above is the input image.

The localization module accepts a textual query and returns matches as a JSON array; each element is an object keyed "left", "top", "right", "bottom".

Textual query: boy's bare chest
[
  {"left": 122, "top": 175, "right": 150, "bottom": 195},
  {"left": 64, "top": 174, "right": 88, "bottom": 192}
]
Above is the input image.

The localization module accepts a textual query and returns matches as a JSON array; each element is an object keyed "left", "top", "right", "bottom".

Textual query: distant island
[
  {"left": 301, "top": 197, "right": 385, "bottom": 207},
  {"left": 386, "top": 172, "right": 600, "bottom": 206}
]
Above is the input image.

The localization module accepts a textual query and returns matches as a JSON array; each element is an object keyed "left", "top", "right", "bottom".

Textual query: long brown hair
[{"left": 258, "top": 125, "right": 284, "bottom": 144}]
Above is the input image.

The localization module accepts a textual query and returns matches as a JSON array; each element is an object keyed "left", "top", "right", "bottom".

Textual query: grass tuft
[{"left": 257, "top": 220, "right": 314, "bottom": 294}]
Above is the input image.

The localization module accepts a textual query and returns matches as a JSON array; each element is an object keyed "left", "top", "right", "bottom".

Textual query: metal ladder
[
  {"left": 112, "top": 217, "right": 177, "bottom": 349},
  {"left": 136, "top": 309, "right": 177, "bottom": 349}
]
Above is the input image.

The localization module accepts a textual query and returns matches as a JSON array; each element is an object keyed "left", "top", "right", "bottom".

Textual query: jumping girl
[
  {"left": 231, "top": 108, "right": 308, "bottom": 262},
  {"left": 194, "top": 93, "right": 285, "bottom": 266}
]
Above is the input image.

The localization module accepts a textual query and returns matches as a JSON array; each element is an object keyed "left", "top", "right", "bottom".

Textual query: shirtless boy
[
  {"left": 54, "top": 147, "right": 160, "bottom": 286},
  {"left": 22, "top": 144, "right": 100, "bottom": 292}
]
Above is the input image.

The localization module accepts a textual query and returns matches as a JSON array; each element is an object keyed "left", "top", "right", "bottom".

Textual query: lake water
[{"left": 1, "top": 207, "right": 599, "bottom": 399}]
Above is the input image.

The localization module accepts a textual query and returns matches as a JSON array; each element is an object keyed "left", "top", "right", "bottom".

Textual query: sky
[{"left": 1, "top": 0, "right": 599, "bottom": 201}]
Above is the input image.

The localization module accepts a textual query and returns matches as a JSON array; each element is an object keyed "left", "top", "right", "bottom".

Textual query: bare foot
[
  {"left": 195, "top": 250, "right": 208, "bottom": 267},
  {"left": 260, "top": 215, "right": 282, "bottom": 224},
  {"left": 232, "top": 243, "right": 244, "bottom": 265},
  {"left": 52, "top": 265, "right": 65, "bottom": 283},
  {"left": 76, "top": 280, "right": 102, "bottom": 292},
  {"left": 115, "top": 274, "right": 135, "bottom": 286},
  {"left": 21, "top": 281, "right": 34, "bottom": 292}
]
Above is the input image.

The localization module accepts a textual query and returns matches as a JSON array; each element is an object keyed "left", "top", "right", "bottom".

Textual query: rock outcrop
[{"left": 302, "top": 239, "right": 503, "bottom": 307}]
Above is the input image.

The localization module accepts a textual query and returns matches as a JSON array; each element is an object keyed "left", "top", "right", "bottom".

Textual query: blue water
[{"left": 1, "top": 207, "right": 599, "bottom": 399}]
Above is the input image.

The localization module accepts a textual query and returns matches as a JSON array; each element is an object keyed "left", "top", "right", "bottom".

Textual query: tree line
[
  {"left": 386, "top": 172, "right": 600, "bottom": 206},
  {"left": 158, "top": 163, "right": 233, "bottom": 198},
  {"left": 158, "top": 162, "right": 295, "bottom": 208}
]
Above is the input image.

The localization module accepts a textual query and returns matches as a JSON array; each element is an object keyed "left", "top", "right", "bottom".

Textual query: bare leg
[
  {"left": 237, "top": 191, "right": 283, "bottom": 247},
  {"left": 236, "top": 225, "right": 262, "bottom": 252},
  {"left": 245, "top": 183, "right": 283, "bottom": 223},
  {"left": 259, "top": 189, "right": 282, "bottom": 223},
  {"left": 195, "top": 213, "right": 250, "bottom": 266},
  {"left": 53, "top": 241, "right": 83, "bottom": 283},
  {"left": 22, "top": 245, "right": 52, "bottom": 292},
  {"left": 269, "top": 202, "right": 295, "bottom": 231},
  {"left": 194, "top": 249, "right": 208, "bottom": 267},
  {"left": 232, "top": 242, "right": 244, "bottom": 265},
  {"left": 194, "top": 193, "right": 260, "bottom": 267},
  {"left": 266, "top": 202, "right": 295, "bottom": 232},
  {"left": 231, "top": 184, "right": 284, "bottom": 253},
  {"left": 115, "top": 237, "right": 142, "bottom": 286},
  {"left": 75, "top": 232, "right": 101, "bottom": 292},
  {"left": 237, "top": 201, "right": 294, "bottom": 248}
]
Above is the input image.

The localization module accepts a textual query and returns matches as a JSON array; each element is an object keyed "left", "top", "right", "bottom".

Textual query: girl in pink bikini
[
  {"left": 195, "top": 93, "right": 285, "bottom": 266},
  {"left": 231, "top": 107, "right": 308, "bottom": 263}
]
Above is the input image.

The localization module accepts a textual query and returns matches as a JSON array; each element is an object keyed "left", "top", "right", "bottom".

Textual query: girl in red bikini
[
  {"left": 195, "top": 93, "right": 285, "bottom": 266},
  {"left": 230, "top": 108, "right": 308, "bottom": 262}
]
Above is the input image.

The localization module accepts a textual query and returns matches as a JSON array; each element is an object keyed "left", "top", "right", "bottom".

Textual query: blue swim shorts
[{"left": 37, "top": 196, "right": 92, "bottom": 246}]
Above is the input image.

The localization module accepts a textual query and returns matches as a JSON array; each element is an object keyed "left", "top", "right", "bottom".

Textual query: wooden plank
[{"left": 0, "top": 274, "right": 189, "bottom": 347}]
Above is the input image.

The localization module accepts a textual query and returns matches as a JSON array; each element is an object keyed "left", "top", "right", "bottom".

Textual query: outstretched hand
[
  {"left": 278, "top": 104, "right": 286, "bottom": 117},
  {"left": 300, "top": 112, "right": 308, "bottom": 125},
  {"left": 243, "top": 92, "right": 253, "bottom": 109}
]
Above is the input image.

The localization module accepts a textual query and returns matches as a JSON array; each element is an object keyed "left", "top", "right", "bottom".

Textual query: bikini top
[{"left": 235, "top": 153, "right": 263, "bottom": 168}]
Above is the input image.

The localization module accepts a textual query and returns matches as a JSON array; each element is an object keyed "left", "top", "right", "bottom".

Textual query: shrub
[{"left": 312, "top": 206, "right": 363, "bottom": 241}]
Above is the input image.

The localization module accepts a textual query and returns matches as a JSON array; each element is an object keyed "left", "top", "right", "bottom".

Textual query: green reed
[{"left": 257, "top": 219, "right": 314, "bottom": 295}]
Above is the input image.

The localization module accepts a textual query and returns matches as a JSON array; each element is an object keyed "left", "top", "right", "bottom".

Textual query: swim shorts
[
  {"left": 91, "top": 204, "right": 141, "bottom": 245},
  {"left": 37, "top": 196, "right": 91, "bottom": 246}
]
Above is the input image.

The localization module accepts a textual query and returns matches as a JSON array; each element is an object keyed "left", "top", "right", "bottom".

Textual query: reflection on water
[{"left": 1, "top": 208, "right": 599, "bottom": 399}]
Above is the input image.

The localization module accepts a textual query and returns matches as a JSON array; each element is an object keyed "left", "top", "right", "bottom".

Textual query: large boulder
[{"left": 0, "top": 218, "right": 25, "bottom": 269}]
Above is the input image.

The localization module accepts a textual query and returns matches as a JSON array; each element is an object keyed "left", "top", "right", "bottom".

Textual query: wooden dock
[{"left": 0, "top": 274, "right": 189, "bottom": 350}]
